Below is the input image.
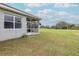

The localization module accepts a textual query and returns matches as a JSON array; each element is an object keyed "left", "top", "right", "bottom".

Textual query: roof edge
[{"left": 0, "top": 3, "right": 41, "bottom": 20}]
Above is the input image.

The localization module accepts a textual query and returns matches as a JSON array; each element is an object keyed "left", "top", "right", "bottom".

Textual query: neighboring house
[{"left": 0, "top": 3, "right": 41, "bottom": 41}]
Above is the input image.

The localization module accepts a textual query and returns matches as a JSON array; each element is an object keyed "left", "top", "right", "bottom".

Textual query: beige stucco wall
[{"left": 0, "top": 9, "right": 27, "bottom": 41}]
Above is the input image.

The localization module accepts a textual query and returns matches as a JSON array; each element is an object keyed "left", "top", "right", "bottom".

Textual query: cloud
[
  {"left": 36, "top": 8, "right": 79, "bottom": 26},
  {"left": 23, "top": 3, "right": 79, "bottom": 26},
  {"left": 69, "top": 15, "right": 79, "bottom": 19},
  {"left": 24, "top": 3, "right": 46, "bottom": 8},
  {"left": 25, "top": 8, "right": 32, "bottom": 13},
  {"left": 38, "top": 9, "right": 53, "bottom": 14},
  {"left": 54, "top": 3, "right": 79, "bottom": 8},
  {"left": 56, "top": 11, "right": 69, "bottom": 16},
  {"left": 37, "top": 9, "right": 57, "bottom": 17},
  {"left": 27, "top": 3, "right": 41, "bottom": 7},
  {"left": 37, "top": 9, "right": 69, "bottom": 18}
]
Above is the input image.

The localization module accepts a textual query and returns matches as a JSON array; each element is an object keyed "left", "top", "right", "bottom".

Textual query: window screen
[
  {"left": 4, "top": 15, "right": 13, "bottom": 28},
  {"left": 15, "top": 17, "right": 21, "bottom": 28}
]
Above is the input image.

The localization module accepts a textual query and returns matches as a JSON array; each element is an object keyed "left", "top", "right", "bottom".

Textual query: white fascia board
[{"left": 0, "top": 3, "right": 41, "bottom": 20}]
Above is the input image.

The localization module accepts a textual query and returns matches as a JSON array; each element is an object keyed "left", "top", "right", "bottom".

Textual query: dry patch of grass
[{"left": 0, "top": 29, "right": 79, "bottom": 56}]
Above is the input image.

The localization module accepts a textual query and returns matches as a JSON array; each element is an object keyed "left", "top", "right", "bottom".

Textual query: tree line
[{"left": 40, "top": 21, "right": 79, "bottom": 30}]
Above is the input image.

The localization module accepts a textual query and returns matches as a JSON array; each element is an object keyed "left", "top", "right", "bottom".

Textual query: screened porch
[{"left": 26, "top": 17, "right": 40, "bottom": 35}]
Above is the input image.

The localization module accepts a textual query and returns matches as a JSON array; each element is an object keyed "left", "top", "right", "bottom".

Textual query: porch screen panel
[{"left": 27, "top": 20, "right": 38, "bottom": 32}]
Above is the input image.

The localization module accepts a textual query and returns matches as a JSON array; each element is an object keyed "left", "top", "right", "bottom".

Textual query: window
[
  {"left": 15, "top": 17, "right": 21, "bottom": 28},
  {"left": 4, "top": 14, "right": 22, "bottom": 29},
  {"left": 4, "top": 15, "right": 13, "bottom": 28}
]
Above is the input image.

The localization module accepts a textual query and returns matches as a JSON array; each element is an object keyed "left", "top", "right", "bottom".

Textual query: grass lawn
[{"left": 0, "top": 29, "right": 79, "bottom": 56}]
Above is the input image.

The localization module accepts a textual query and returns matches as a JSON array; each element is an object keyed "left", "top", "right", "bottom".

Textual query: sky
[{"left": 7, "top": 3, "right": 79, "bottom": 26}]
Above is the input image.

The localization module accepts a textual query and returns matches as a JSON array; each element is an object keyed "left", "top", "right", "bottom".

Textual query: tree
[
  {"left": 40, "top": 25, "right": 45, "bottom": 28},
  {"left": 40, "top": 25, "right": 50, "bottom": 29},
  {"left": 55, "top": 21, "right": 69, "bottom": 29},
  {"left": 45, "top": 25, "right": 50, "bottom": 29},
  {"left": 51, "top": 26, "right": 56, "bottom": 29},
  {"left": 69, "top": 24, "right": 75, "bottom": 29}
]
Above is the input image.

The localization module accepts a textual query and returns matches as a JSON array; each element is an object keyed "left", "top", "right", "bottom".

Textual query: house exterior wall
[{"left": 0, "top": 9, "right": 27, "bottom": 41}]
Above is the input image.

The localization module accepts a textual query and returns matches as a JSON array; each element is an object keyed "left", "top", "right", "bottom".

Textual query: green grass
[{"left": 0, "top": 29, "right": 79, "bottom": 56}]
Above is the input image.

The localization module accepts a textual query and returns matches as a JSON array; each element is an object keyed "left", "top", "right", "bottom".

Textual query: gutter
[{"left": 0, "top": 3, "right": 41, "bottom": 20}]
